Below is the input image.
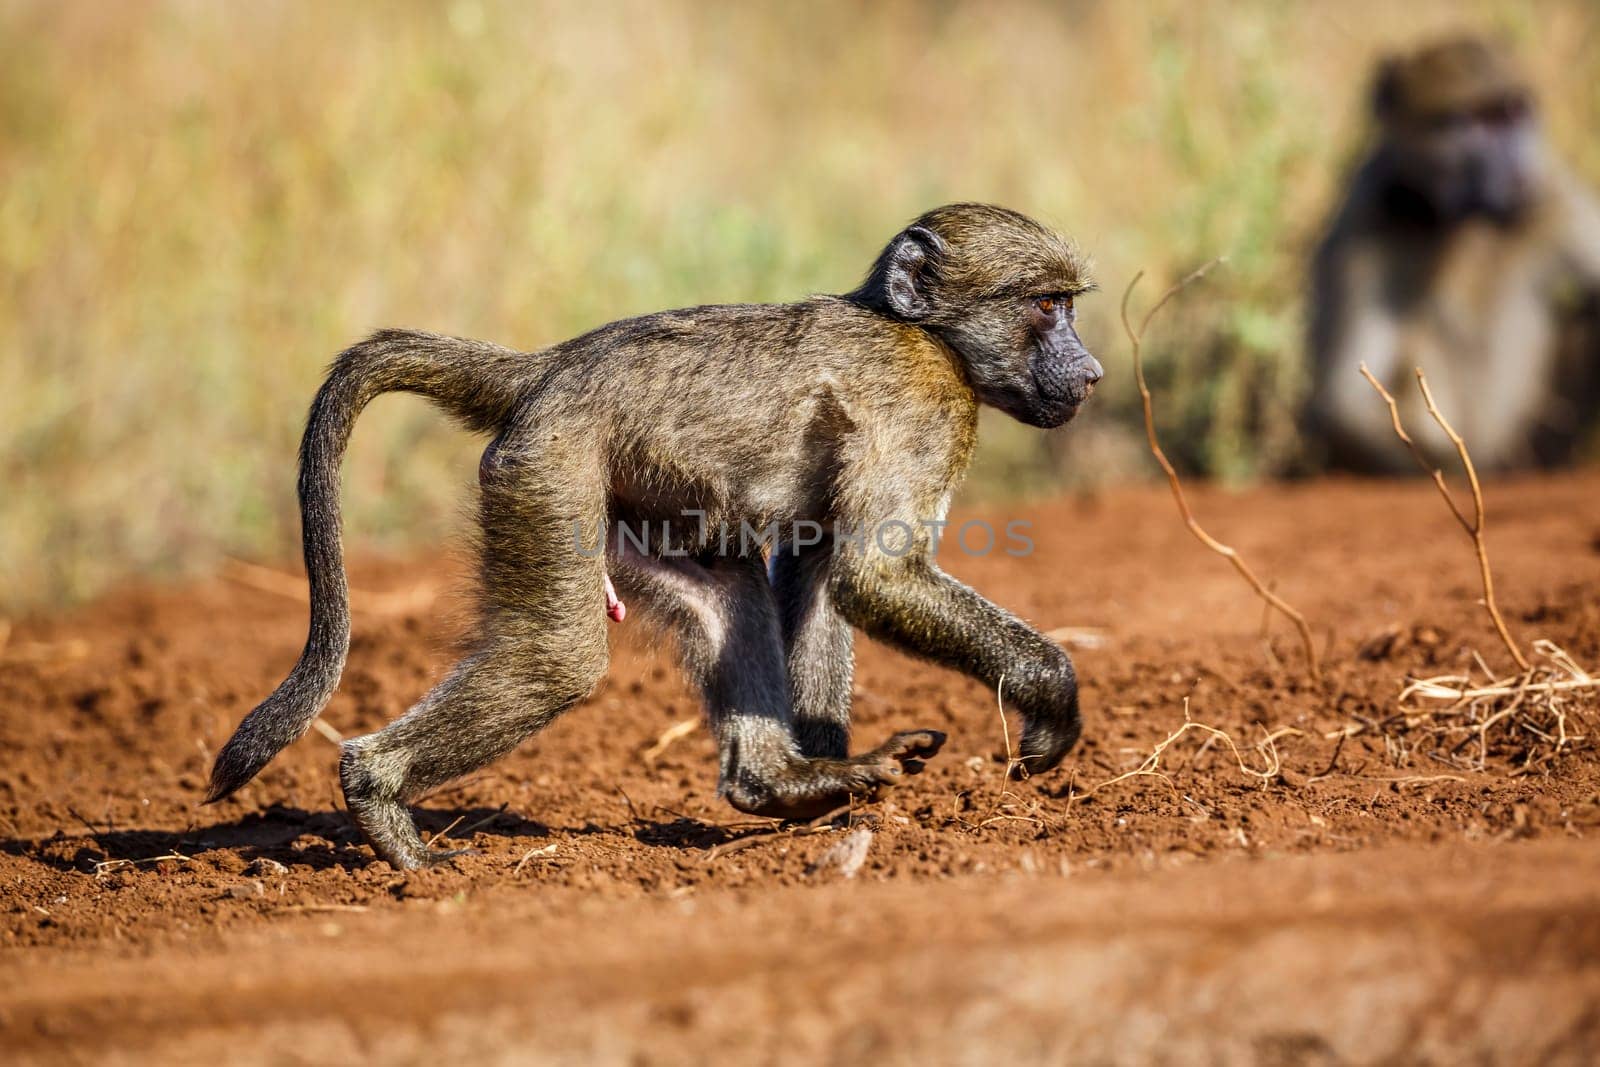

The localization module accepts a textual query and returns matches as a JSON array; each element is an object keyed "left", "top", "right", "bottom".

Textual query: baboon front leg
[
  {"left": 340, "top": 426, "right": 610, "bottom": 869},
  {"left": 772, "top": 545, "right": 854, "bottom": 759},
  {"left": 832, "top": 555, "right": 1079, "bottom": 779},
  {"left": 616, "top": 552, "right": 943, "bottom": 821}
]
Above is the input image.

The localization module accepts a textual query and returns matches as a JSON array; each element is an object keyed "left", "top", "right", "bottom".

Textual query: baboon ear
[{"left": 882, "top": 226, "right": 942, "bottom": 321}]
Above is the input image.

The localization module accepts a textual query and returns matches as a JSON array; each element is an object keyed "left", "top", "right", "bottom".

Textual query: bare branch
[
  {"left": 1355, "top": 366, "right": 1473, "bottom": 533},
  {"left": 1120, "top": 265, "right": 1321, "bottom": 682},
  {"left": 1357, "top": 364, "right": 1529, "bottom": 672}
]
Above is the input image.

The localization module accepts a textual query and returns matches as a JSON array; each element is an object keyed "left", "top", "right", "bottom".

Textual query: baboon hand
[{"left": 1010, "top": 719, "right": 1080, "bottom": 781}]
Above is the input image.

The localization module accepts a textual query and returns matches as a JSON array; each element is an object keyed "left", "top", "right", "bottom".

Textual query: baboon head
[
  {"left": 852, "top": 203, "right": 1100, "bottom": 429},
  {"left": 1372, "top": 35, "right": 1543, "bottom": 224}
]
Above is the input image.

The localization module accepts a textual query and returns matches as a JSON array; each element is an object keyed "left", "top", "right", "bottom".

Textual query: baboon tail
[{"left": 205, "top": 329, "right": 533, "bottom": 803}]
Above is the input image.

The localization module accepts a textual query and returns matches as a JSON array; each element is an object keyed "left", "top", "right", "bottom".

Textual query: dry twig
[
  {"left": 704, "top": 803, "right": 854, "bottom": 861},
  {"left": 1121, "top": 265, "right": 1320, "bottom": 681},
  {"left": 1069, "top": 699, "right": 1299, "bottom": 804},
  {"left": 995, "top": 673, "right": 1022, "bottom": 781},
  {"left": 1350, "top": 367, "right": 1598, "bottom": 773},
  {"left": 1391, "top": 640, "right": 1595, "bottom": 771},
  {"left": 310, "top": 719, "right": 344, "bottom": 745},
  {"left": 974, "top": 676, "right": 1047, "bottom": 830},
  {"left": 642, "top": 717, "right": 698, "bottom": 766},
  {"left": 93, "top": 853, "right": 192, "bottom": 877},
  {"left": 1, "top": 637, "right": 90, "bottom": 665},
  {"left": 222, "top": 557, "right": 437, "bottom": 617},
  {"left": 423, "top": 815, "right": 465, "bottom": 849},
  {"left": 1044, "top": 626, "right": 1108, "bottom": 650},
  {"left": 1358, "top": 364, "right": 1528, "bottom": 670},
  {"left": 424, "top": 804, "right": 508, "bottom": 849},
  {"left": 512, "top": 843, "right": 558, "bottom": 875}
]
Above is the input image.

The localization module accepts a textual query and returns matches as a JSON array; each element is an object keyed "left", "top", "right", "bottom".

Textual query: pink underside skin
[{"left": 603, "top": 573, "right": 626, "bottom": 623}]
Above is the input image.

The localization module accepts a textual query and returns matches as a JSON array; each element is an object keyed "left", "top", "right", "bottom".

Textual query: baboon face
[
  {"left": 857, "top": 203, "right": 1101, "bottom": 428},
  {"left": 969, "top": 286, "right": 1103, "bottom": 429},
  {"left": 1374, "top": 36, "right": 1542, "bottom": 223}
]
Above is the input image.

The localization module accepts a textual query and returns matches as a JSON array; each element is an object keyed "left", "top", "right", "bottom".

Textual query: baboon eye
[{"left": 1036, "top": 296, "right": 1056, "bottom": 314}]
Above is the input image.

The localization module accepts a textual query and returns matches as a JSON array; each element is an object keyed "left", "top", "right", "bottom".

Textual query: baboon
[
  {"left": 1308, "top": 34, "right": 1600, "bottom": 472},
  {"left": 206, "top": 203, "right": 1101, "bottom": 869}
]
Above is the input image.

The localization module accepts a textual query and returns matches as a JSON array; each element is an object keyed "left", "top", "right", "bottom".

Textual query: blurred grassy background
[{"left": 3, "top": 0, "right": 1598, "bottom": 608}]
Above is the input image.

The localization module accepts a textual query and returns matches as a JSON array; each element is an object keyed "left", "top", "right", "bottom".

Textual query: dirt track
[{"left": 5, "top": 474, "right": 1600, "bottom": 1062}]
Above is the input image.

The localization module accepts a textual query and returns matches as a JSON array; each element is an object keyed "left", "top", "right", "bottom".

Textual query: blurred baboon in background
[{"left": 1308, "top": 34, "right": 1600, "bottom": 473}]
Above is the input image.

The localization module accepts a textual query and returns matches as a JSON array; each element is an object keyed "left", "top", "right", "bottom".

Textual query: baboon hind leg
[
  {"left": 615, "top": 552, "right": 944, "bottom": 822},
  {"left": 340, "top": 429, "right": 609, "bottom": 869},
  {"left": 772, "top": 544, "right": 854, "bottom": 759}
]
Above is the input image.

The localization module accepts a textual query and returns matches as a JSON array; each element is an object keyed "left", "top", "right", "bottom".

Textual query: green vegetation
[{"left": 3, "top": 1, "right": 1596, "bottom": 607}]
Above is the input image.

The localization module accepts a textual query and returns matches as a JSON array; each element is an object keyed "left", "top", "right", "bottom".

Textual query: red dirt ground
[{"left": 4, "top": 473, "right": 1600, "bottom": 1062}]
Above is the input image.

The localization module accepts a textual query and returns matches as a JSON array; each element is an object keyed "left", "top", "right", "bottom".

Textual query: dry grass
[
  {"left": 1359, "top": 366, "right": 1528, "bottom": 671},
  {"left": 1342, "top": 367, "right": 1600, "bottom": 772},
  {"left": 1066, "top": 700, "right": 1299, "bottom": 806},
  {"left": 5, "top": 1, "right": 1599, "bottom": 607},
  {"left": 1399, "top": 640, "right": 1595, "bottom": 772},
  {"left": 1334, "top": 639, "right": 1597, "bottom": 774}
]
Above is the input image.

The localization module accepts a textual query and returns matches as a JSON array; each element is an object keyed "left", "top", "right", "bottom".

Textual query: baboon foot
[
  {"left": 725, "top": 729, "right": 947, "bottom": 822},
  {"left": 858, "top": 728, "right": 947, "bottom": 777},
  {"left": 345, "top": 798, "right": 478, "bottom": 870},
  {"left": 379, "top": 841, "right": 477, "bottom": 870},
  {"left": 343, "top": 791, "right": 471, "bottom": 870},
  {"left": 412, "top": 846, "right": 478, "bottom": 869},
  {"left": 340, "top": 744, "right": 475, "bottom": 870}
]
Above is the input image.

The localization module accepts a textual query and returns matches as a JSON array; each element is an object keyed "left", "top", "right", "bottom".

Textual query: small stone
[
  {"left": 243, "top": 858, "right": 288, "bottom": 878},
  {"left": 806, "top": 828, "right": 872, "bottom": 880},
  {"left": 226, "top": 880, "right": 265, "bottom": 899}
]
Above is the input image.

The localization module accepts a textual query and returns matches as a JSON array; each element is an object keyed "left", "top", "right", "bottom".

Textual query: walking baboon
[
  {"left": 207, "top": 204, "right": 1100, "bottom": 869},
  {"left": 1308, "top": 34, "right": 1600, "bottom": 472}
]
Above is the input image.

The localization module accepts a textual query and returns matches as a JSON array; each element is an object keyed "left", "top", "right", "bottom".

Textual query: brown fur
[{"left": 207, "top": 203, "right": 1099, "bottom": 869}]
